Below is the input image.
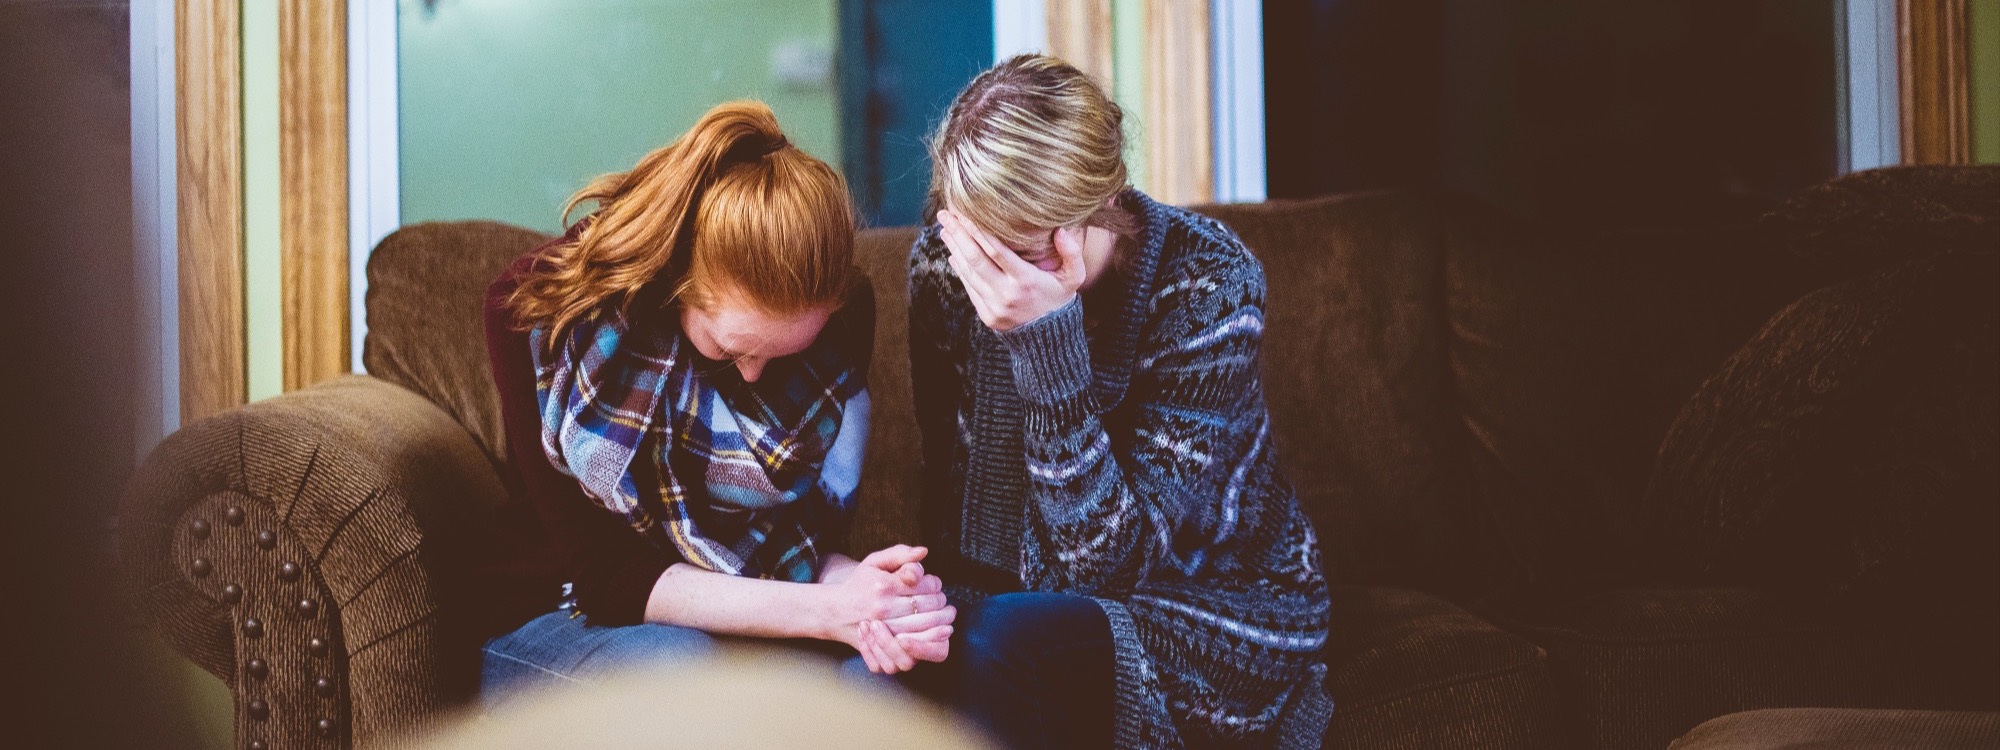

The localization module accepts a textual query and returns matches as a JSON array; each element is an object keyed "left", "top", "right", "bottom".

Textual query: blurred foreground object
[{"left": 412, "top": 647, "right": 996, "bottom": 750}]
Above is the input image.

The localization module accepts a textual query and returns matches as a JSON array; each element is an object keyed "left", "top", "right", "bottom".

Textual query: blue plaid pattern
[{"left": 530, "top": 307, "right": 864, "bottom": 582}]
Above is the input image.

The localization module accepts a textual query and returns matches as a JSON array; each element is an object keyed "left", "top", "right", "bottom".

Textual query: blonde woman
[
  {"left": 477, "top": 102, "right": 952, "bottom": 705},
  {"left": 904, "top": 56, "right": 1334, "bottom": 748}
]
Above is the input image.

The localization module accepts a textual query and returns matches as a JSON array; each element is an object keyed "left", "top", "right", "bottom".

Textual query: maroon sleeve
[{"left": 484, "top": 249, "right": 678, "bottom": 626}]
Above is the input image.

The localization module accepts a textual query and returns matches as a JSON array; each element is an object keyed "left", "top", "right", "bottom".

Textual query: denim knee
[{"left": 956, "top": 592, "right": 1107, "bottom": 677}]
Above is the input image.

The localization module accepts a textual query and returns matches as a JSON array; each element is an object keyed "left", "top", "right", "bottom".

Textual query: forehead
[
  {"left": 697, "top": 301, "right": 829, "bottom": 355},
  {"left": 945, "top": 204, "right": 1053, "bottom": 250}
]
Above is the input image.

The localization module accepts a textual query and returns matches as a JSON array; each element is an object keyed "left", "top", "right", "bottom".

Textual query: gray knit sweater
[{"left": 908, "top": 190, "right": 1334, "bottom": 748}]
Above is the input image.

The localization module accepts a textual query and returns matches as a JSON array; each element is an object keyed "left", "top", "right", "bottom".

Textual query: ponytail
[{"left": 509, "top": 100, "right": 848, "bottom": 346}]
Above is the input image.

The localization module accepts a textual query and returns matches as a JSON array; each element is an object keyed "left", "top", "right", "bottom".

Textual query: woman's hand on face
[{"left": 939, "top": 209, "right": 1086, "bottom": 332}]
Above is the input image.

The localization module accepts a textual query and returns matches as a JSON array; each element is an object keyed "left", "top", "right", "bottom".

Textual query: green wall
[
  {"left": 1973, "top": 0, "right": 1999, "bottom": 164},
  {"left": 399, "top": 0, "right": 841, "bottom": 233},
  {"left": 245, "top": 0, "right": 280, "bottom": 401}
]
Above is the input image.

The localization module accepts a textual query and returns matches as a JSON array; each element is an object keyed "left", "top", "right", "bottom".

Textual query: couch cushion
[
  {"left": 1444, "top": 210, "right": 1814, "bottom": 591},
  {"left": 1196, "top": 194, "right": 1500, "bottom": 593},
  {"left": 1322, "top": 586, "right": 1560, "bottom": 749},
  {"left": 364, "top": 220, "right": 552, "bottom": 462},
  {"left": 848, "top": 225, "right": 924, "bottom": 555},
  {"left": 1669, "top": 708, "right": 2000, "bottom": 750},
  {"left": 1480, "top": 587, "right": 2000, "bottom": 750},
  {"left": 1763, "top": 164, "right": 2000, "bottom": 281},
  {"left": 1634, "top": 249, "right": 1999, "bottom": 600}
]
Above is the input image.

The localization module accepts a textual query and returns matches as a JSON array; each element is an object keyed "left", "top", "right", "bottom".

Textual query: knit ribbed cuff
[{"left": 995, "top": 296, "right": 1093, "bottom": 405}]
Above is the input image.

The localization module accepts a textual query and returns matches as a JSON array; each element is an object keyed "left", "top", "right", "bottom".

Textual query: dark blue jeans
[
  {"left": 901, "top": 592, "right": 1116, "bottom": 749},
  {"left": 480, "top": 609, "right": 884, "bottom": 712}
]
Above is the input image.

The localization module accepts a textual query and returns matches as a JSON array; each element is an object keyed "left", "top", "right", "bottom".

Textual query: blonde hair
[
  {"left": 508, "top": 101, "right": 856, "bottom": 342},
  {"left": 928, "top": 54, "right": 1136, "bottom": 248}
]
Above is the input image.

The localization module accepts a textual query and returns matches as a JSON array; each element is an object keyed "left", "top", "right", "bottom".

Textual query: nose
[{"left": 736, "top": 358, "right": 764, "bottom": 382}]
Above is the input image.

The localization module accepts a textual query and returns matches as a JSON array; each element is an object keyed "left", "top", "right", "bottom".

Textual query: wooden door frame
[
  {"left": 176, "top": 0, "right": 244, "bottom": 423},
  {"left": 173, "top": 0, "right": 350, "bottom": 423},
  {"left": 1899, "top": 0, "right": 1973, "bottom": 163}
]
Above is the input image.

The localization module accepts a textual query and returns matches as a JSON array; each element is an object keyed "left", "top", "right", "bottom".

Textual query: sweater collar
[{"left": 1084, "top": 188, "right": 1172, "bottom": 411}]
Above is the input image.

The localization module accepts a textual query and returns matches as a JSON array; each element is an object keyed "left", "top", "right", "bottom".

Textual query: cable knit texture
[{"left": 909, "top": 189, "right": 1334, "bottom": 748}]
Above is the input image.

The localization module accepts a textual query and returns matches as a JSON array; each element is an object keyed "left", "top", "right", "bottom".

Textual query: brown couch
[{"left": 122, "top": 166, "right": 1999, "bottom": 749}]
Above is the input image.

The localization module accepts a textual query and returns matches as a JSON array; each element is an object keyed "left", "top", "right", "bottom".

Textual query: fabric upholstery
[
  {"left": 121, "top": 377, "right": 510, "bottom": 748},
  {"left": 365, "top": 220, "right": 553, "bottom": 463},
  {"left": 1444, "top": 211, "right": 1815, "bottom": 593},
  {"left": 1322, "top": 586, "right": 1562, "bottom": 749},
  {"left": 1669, "top": 708, "right": 2000, "bottom": 750},
  {"left": 1636, "top": 249, "right": 1999, "bottom": 599},
  {"left": 1480, "top": 587, "right": 2000, "bottom": 750},
  {"left": 849, "top": 225, "right": 925, "bottom": 556},
  {"left": 1763, "top": 165, "right": 2000, "bottom": 280},
  {"left": 1194, "top": 194, "right": 1498, "bottom": 594}
]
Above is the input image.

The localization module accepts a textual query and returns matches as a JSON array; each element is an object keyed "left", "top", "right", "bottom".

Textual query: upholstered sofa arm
[{"left": 121, "top": 375, "right": 508, "bottom": 750}]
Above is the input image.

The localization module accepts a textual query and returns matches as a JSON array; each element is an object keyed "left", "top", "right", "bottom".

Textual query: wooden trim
[
  {"left": 1045, "top": 0, "right": 1115, "bottom": 90},
  {"left": 1899, "top": 0, "right": 1972, "bottom": 163},
  {"left": 177, "top": 0, "right": 245, "bottom": 422},
  {"left": 280, "top": 0, "right": 350, "bottom": 391},
  {"left": 1144, "top": 0, "right": 1212, "bottom": 203}
]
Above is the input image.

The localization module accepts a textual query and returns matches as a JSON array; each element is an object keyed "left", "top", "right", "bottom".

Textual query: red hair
[{"left": 508, "top": 101, "right": 856, "bottom": 341}]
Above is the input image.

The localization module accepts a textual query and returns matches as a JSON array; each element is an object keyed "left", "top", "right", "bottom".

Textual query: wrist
[
  {"left": 996, "top": 296, "right": 1092, "bottom": 402},
  {"left": 806, "top": 584, "right": 847, "bottom": 643},
  {"left": 818, "top": 554, "right": 859, "bottom": 585}
]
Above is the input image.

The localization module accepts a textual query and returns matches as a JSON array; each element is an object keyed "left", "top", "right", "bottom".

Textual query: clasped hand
[
  {"left": 938, "top": 209, "right": 1086, "bottom": 332},
  {"left": 824, "top": 545, "right": 954, "bottom": 674}
]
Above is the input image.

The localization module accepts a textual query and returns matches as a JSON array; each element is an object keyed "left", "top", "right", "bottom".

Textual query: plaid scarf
[{"left": 530, "top": 306, "right": 864, "bottom": 582}]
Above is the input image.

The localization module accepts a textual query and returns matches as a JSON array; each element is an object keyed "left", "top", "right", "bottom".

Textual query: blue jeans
[
  {"left": 899, "top": 592, "right": 1115, "bottom": 750},
  {"left": 480, "top": 609, "right": 882, "bottom": 711}
]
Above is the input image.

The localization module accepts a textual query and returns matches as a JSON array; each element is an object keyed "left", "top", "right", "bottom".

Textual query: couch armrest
[{"left": 120, "top": 375, "right": 508, "bottom": 750}]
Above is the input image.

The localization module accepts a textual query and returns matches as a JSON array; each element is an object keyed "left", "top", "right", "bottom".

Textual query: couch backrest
[
  {"left": 1441, "top": 210, "right": 1814, "bottom": 590},
  {"left": 364, "top": 220, "right": 552, "bottom": 463},
  {"left": 843, "top": 197, "right": 1519, "bottom": 591},
  {"left": 360, "top": 193, "right": 1824, "bottom": 597},
  {"left": 1193, "top": 194, "right": 1504, "bottom": 593},
  {"left": 849, "top": 227, "right": 925, "bottom": 553}
]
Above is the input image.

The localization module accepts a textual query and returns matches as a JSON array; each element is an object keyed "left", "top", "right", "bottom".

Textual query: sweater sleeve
[
  {"left": 995, "top": 256, "right": 1269, "bottom": 598},
  {"left": 484, "top": 253, "right": 677, "bottom": 626}
]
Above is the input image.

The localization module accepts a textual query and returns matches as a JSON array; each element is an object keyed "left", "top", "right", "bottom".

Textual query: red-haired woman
[{"left": 478, "top": 102, "right": 950, "bottom": 705}]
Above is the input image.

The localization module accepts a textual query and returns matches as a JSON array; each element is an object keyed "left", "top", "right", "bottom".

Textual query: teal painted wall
[{"left": 399, "top": 0, "right": 841, "bottom": 233}]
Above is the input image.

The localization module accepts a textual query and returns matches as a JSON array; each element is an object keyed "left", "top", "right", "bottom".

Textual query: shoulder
[
  {"left": 485, "top": 234, "right": 572, "bottom": 319},
  {"left": 1145, "top": 205, "right": 1266, "bottom": 326},
  {"left": 907, "top": 223, "right": 954, "bottom": 286},
  {"left": 906, "top": 223, "right": 969, "bottom": 312}
]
